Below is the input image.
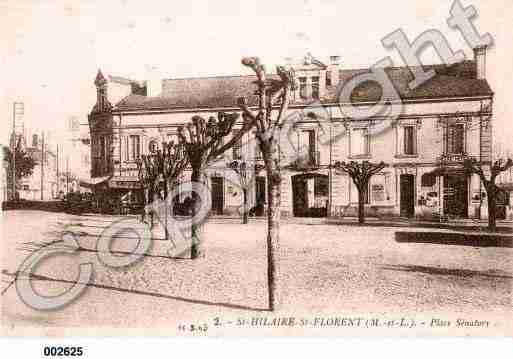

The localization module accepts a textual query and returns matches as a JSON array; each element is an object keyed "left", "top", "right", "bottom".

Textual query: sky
[{"left": 1, "top": 0, "right": 513, "bottom": 170}]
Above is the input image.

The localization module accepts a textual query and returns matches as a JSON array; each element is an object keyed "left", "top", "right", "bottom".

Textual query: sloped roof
[{"left": 114, "top": 61, "right": 493, "bottom": 112}]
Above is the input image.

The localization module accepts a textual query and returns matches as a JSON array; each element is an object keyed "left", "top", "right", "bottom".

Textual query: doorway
[
  {"left": 254, "top": 176, "right": 266, "bottom": 216},
  {"left": 444, "top": 174, "right": 468, "bottom": 218},
  {"left": 400, "top": 174, "right": 415, "bottom": 218},
  {"left": 210, "top": 176, "right": 224, "bottom": 215},
  {"left": 292, "top": 173, "right": 328, "bottom": 217}
]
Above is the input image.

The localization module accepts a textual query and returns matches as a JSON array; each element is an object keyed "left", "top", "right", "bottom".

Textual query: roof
[{"left": 114, "top": 61, "right": 493, "bottom": 112}]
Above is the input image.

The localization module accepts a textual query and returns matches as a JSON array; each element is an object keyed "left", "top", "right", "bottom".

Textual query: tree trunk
[
  {"left": 242, "top": 188, "right": 248, "bottom": 224},
  {"left": 140, "top": 187, "right": 147, "bottom": 223},
  {"left": 263, "top": 143, "right": 281, "bottom": 311},
  {"left": 163, "top": 179, "right": 169, "bottom": 240},
  {"left": 358, "top": 186, "right": 366, "bottom": 224},
  {"left": 487, "top": 186, "right": 497, "bottom": 232},
  {"left": 190, "top": 165, "right": 203, "bottom": 259}
]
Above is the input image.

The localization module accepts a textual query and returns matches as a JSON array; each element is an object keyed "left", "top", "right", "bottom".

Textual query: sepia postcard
[{"left": 1, "top": 0, "right": 513, "bottom": 341}]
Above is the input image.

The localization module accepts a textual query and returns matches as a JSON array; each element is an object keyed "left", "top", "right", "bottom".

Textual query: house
[
  {"left": 88, "top": 47, "right": 493, "bottom": 219},
  {"left": 18, "top": 134, "right": 58, "bottom": 201}
]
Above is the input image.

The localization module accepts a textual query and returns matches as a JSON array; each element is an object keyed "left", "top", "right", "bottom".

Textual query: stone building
[{"left": 88, "top": 48, "right": 493, "bottom": 219}]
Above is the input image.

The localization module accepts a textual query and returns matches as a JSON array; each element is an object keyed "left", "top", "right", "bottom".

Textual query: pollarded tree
[
  {"left": 157, "top": 141, "right": 189, "bottom": 239},
  {"left": 136, "top": 152, "right": 161, "bottom": 227},
  {"left": 178, "top": 112, "right": 256, "bottom": 258},
  {"left": 332, "top": 160, "right": 388, "bottom": 224},
  {"left": 464, "top": 157, "right": 513, "bottom": 231},
  {"left": 137, "top": 141, "right": 189, "bottom": 235},
  {"left": 158, "top": 140, "right": 189, "bottom": 207},
  {"left": 237, "top": 57, "right": 295, "bottom": 311},
  {"left": 227, "top": 160, "right": 265, "bottom": 224}
]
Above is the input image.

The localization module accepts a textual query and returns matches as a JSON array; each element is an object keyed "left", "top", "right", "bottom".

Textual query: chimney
[
  {"left": 144, "top": 65, "right": 162, "bottom": 97},
  {"left": 32, "top": 134, "right": 39, "bottom": 148},
  {"left": 327, "top": 55, "right": 341, "bottom": 87},
  {"left": 473, "top": 45, "right": 487, "bottom": 80}
]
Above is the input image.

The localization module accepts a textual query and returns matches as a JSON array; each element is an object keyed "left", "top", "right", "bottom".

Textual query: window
[
  {"left": 351, "top": 128, "right": 369, "bottom": 156},
  {"left": 403, "top": 126, "right": 416, "bottom": 155},
  {"left": 99, "top": 137, "right": 105, "bottom": 162},
  {"left": 129, "top": 135, "right": 140, "bottom": 160},
  {"left": 100, "top": 136, "right": 108, "bottom": 162},
  {"left": 421, "top": 173, "right": 436, "bottom": 187},
  {"left": 326, "top": 71, "right": 332, "bottom": 87},
  {"left": 298, "top": 130, "right": 317, "bottom": 165},
  {"left": 299, "top": 77, "right": 307, "bottom": 99},
  {"left": 314, "top": 176, "right": 329, "bottom": 197},
  {"left": 98, "top": 87, "right": 106, "bottom": 109},
  {"left": 148, "top": 140, "right": 158, "bottom": 154},
  {"left": 232, "top": 130, "right": 242, "bottom": 160},
  {"left": 311, "top": 76, "right": 319, "bottom": 99},
  {"left": 447, "top": 123, "right": 465, "bottom": 154},
  {"left": 255, "top": 142, "right": 263, "bottom": 160}
]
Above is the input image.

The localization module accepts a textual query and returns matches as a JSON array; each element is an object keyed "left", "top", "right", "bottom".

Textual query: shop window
[{"left": 421, "top": 173, "right": 436, "bottom": 187}]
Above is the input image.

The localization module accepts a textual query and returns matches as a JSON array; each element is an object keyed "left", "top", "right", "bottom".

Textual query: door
[
  {"left": 255, "top": 176, "right": 266, "bottom": 216},
  {"left": 210, "top": 177, "right": 224, "bottom": 215},
  {"left": 400, "top": 174, "right": 415, "bottom": 218},
  {"left": 444, "top": 175, "right": 468, "bottom": 218},
  {"left": 292, "top": 175, "right": 308, "bottom": 217}
]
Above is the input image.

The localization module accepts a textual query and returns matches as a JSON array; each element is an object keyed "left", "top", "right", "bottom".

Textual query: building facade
[
  {"left": 18, "top": 134, "right": 58, "bottom": 201},
  {"left": 88, "top": 48, "right": 493, "bottom": 219}
]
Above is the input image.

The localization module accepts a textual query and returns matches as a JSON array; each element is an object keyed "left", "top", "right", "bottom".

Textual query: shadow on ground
[
  {"left": 381, "top": 264, "right": 513, "bottom": 280},
  {"left": 395, "top": 231, "right": 513, "bottom": 248}
]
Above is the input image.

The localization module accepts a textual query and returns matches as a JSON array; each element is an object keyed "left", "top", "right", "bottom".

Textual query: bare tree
[
  {"left": 237, "top": 57, "right": 295, "bottom": 311},
  {"left": 158, "top": 141, "right": 189, "bottom": 238},
  {"left": 178, "top": 113, "right": 256, "bottom": 258},
  {"left": 137, "top": 141, "right": 189, "bottom": 237},
  {"left": 136, "top": 154, "right": 160, "bottom": 228},
  {"left": 227, "top": 160, "right": 265, "bottom": 224},
  {"left": 332, "top": 161, "right": 388, "bottom": 224},
  {"left": 464, "top": 157, "right": 513, "bottom": 231}
]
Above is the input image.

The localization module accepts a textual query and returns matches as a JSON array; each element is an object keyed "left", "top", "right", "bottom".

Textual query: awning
[
  {"left": 88, "top": 175, "right": 112, "bottom": 186},
  {"left": 426, "top": 166, "right": 467, "bottom": 177},
  {"left": 109, "top": 177, "right": 141, "bottom": 189}
]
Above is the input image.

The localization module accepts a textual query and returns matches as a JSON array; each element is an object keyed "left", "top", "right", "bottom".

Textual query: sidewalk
[
  {"left": 325, "top": 216, "right": 513, "bottom": 233},
  {"left": 207, "top": 214, "right": 513, "bottom": 233}
]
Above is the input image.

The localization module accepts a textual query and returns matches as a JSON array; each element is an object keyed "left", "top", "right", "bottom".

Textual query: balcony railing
[
  {"left": 438, "top": 152, "right": 472, "bottom": 163},
  {"left": 289, "top": 150, "right": 321, "bottom": 169}
]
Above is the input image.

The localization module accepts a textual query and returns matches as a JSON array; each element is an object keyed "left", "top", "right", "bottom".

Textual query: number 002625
[{"left": 43, "top": 347, "right": 84, "bottom": 356}]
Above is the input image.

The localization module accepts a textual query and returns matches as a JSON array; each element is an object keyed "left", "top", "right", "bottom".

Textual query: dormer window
[
  {"left": 311, "top": 76, "right": 319, "bottom": 99},
  {"left": 299, "top": 77, "right": 307, "bottom": 99}
]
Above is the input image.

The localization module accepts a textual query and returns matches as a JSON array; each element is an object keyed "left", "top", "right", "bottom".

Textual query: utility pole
[
  {"left": 41, "top": 132, "right": 45, "bottom": 200},
  {"left": 56, "top": 144, "right": 59, "bottom": 195},
  {"left": 11, "top": 102, "right": 25, "bottom": 201},
  {"left": 66, "top": 157, "right": 69, "bottom": 193},
  {"left": 11, "top": 104, "right": 16, "bottom": 201}
]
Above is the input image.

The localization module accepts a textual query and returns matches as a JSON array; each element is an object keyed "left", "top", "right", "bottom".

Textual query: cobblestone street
[{"left": 2, "top": 210, "right": 512, "bottom": 335}]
